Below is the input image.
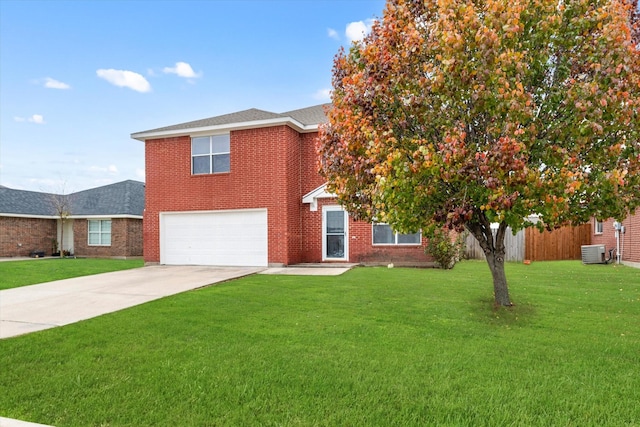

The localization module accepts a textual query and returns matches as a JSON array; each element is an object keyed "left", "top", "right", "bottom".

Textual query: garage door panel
[{"left": 160, "top": 210, "right": 268, "bottom": 266}]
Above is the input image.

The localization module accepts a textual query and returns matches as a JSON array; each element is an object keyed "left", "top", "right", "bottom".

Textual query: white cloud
[
  {"left": 14, "top": 114, "right": 45, "bottom": 124},
  {"left": 163, "top": 62, "right": 201, "bottom": 79},
  {"left": 346, "top": 19, "right": 375, "bottom": 43},
  {"left": 327, "top": 28, "right": 339, "bottom": 40},
  {"left": 44, "top": 77, "right": 70, "bottom": 89},
  {"left": 96, "top": 69, "right": 151, "bottom": 93},
  {"left": 313, "top": 88, "right": 331, "bottom": 101},
  {"left": 29, "top": 114, "right": 45, "bottom": 124}
]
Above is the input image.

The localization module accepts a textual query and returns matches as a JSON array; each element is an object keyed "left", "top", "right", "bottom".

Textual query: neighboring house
[
  {"left": 132, "top": 104, "right": 433, "bottom": 267},
  {"left": 591, "top": 210, "right": 640, "bottom": 268},
  {"left": 0, "top": 180, "right": 144, "bottom": 258}
]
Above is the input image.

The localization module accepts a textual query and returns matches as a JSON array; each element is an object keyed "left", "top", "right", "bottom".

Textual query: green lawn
[
  {"left": 0, "top": 258, "right": 144, "bottom": 290},
  {"left": 1, "top": 261, "right": 639, "bottom": 426}
]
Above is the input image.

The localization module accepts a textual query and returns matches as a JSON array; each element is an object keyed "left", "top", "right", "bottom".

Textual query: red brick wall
[
  {"left": 301, "top": 132, "right": 325, "bottom": 194},
  {"left": 74, "top": 218, "right": 143, "bottom": 258},
  {"left": 144, "top": 126, "right": 304, "bottom": 265},
  {"left": 300, "top": 198, "right": 433, "bottom": 265},
  {"left": 591, "top": 211, "right": 640, "bottom": 265},
  {"left": 127, "top": 218, "right": 143, "bottom": 257},
  {"left": 0, "top": 217, "right": 56, "bottom": 257}
]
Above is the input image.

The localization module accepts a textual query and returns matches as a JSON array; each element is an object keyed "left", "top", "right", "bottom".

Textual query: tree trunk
[
  {"left": 60, "top": 219, "right": 64, "bottom": 258},
  {"left": 466, "top": 215, "right": 513, "bottom": 307},
  {"left": 485, "top": 251, "right": 511, "bottom": 307}
]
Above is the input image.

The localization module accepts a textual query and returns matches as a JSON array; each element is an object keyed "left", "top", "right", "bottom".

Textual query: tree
[
  {"left": 319, "top": 0, "right": 640, "bottom": 306},
  {"left": 48, "top": 185, "right": 72, "bottom": 257}
]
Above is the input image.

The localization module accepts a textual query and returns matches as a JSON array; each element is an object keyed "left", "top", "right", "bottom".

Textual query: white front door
[{"left": 322, "top": 206, "right": 348, "bottom": 261}]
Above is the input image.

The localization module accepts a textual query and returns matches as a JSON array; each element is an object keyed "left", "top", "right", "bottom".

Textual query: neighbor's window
[
  {"left": 88, "top": 220, "right": 111, "bottom": 246},
  {"left": 372, "top": 223, "right": 421, "bottom": 245},
  {"left": 192, "top": 134, "right": 230, "bottom": 174},
  {"left": 595, "top": 219, "right": 603, "bottom": 234}
]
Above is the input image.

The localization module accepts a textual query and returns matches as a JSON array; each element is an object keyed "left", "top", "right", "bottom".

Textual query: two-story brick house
[{"left": 132, "top": 104, "right": 433, "bottom": 267}]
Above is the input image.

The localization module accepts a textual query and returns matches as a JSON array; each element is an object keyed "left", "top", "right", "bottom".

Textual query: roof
[
  {"left": 0, "top": 180, "right": 145, "bottom": 218},
  {"left": 131, "top": 103, "right": 330, "bottom": 141},
  {"left": 71, "top": 180, "right": 145, "bottom": 216},
  {"left": 0, "top": 187, "right": 56, "bottom": 216}
]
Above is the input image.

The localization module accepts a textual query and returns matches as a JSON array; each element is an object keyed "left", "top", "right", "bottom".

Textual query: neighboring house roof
[
  {"left": 0, "top": 187, "right": 56, "bottom": 216},
  {"left": 72, "top": 180, "right": 145, "bottom": 216},
  {"left": 0, "top": 180, "right": 145, "bottom": 218},
  {"left": 131, "top": 103, "right": 330, "bottom": 141}
]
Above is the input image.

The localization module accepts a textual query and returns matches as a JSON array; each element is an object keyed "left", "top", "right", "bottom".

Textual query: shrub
[{"left": 425, "top": 228, "right": 466, "bottom": 269}]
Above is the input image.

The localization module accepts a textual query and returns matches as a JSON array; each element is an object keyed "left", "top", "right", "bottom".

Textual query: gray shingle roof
[
  {"left": 0, "top": 180, "right": 145, "bottom": 217},
  {"left": 142, "top": 108, "right": 286, "bottom": 134},
  {"left": 282, "top": 104, "right": 330, "bottom": 126},
  {"left": 71, "top": 180, "right": 145, "bottom": 216},
  {"left": 133, "top": 104, "right": 329, "bottom": 137},
  {"left": 0, "top": 188, "right": 56, "bottom": 216}
]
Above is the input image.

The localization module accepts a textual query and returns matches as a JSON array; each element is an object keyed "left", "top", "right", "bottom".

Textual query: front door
[{"left": 322, "top": 206, "right": 348, "bottom": 261}]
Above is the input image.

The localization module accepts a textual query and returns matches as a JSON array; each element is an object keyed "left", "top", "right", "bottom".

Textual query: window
[
  {"left": 192, "top": 134, "right": 230, "bottom": 174},
  {"left": 88, "top": 220, "right": 111, "bottom": 246},
  {"left": 372, "top": 223, "right": 421, "bottom": 245},
  {"left": 595, "top": 219, "right": 603, "bottom": 234}
]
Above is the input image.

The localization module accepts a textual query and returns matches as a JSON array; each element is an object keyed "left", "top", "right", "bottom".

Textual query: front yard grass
[
  {"left": 1, "top": 261, "right": 639, "bottom": 426},
  {"left": 0, "top": 258, "right": 144, "bottom": 290}
]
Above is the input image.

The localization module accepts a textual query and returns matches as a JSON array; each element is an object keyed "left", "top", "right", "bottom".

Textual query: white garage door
[{"left": 160, "top": 209, "right": 268, "bottom": 266}]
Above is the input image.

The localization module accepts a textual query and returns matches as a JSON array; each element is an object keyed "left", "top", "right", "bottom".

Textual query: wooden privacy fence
[
  {"left": 465, "top": 228, "right": 525, "bottom": 262},
  {"left": 465, "top": 223, "right": 591, "bottom": 262},
  {"left": 525, "top": 223, "right": 591, "bottom": 261}
]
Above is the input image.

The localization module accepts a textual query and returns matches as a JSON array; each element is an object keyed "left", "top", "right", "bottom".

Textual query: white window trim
[
  {"left": 372, "top": 223, "right": 422, "bottom": 246},
  {"left": 191, "top": 134, "right": 230, "bottom": 175},
  {"left": 594, "top": 219, "right": 603, "bottom": 235},
  {"left": 88, "top": 219, "right": 112, "bottom": 246},
  {"left": 322, "top": 205, "right": 349, "bottom": 261}
]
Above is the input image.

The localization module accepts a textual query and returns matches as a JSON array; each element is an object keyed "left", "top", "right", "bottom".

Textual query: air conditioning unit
[{"left": 581, "top": 244, "right": 605, "bottom": 264}]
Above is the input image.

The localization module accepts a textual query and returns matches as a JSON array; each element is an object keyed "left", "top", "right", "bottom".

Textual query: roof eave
[{"left": 131, "top": 117, "right": 319, "bottom": 141}]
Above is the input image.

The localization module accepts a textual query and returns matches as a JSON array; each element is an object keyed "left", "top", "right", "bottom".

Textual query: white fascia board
[
  {"left": 131, "top": 117, "right": 319, "bottom": 141},
  {"left": 0, "top": 213, "right": 142, "bottom": 219},
  {"left": 302, "top": 183, "right": 335, "bottom": 212},
  {"left": 69, "top": 214, "right": 143, "bottom": 220},
  {"left": 0, "top": 213, "right": 57, "bottom": 219}
]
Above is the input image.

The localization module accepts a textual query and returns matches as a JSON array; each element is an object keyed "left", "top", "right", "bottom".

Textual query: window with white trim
[
  {"left": 88, "top": 220, "right": 111, "bottom": 246},
  {"left": 372, "top": 223, "right": 421, "bottom": 245},
  {"left": 192, "top": 134, "right": 230, "bottom": 174},
  {"left": 594, "top": 219, "right": 603, "bottom": 234}
]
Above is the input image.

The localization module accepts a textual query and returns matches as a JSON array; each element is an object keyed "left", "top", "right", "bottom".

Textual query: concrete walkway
[
  {"left": 0, "top": 265, "right": 262, "bottom": 339},
  {"left": 0, "top": 417, "right": 53, "bottom": 427}
]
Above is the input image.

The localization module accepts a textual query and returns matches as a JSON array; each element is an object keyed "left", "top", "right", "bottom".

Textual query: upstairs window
[
  {"left": 192, "top": 135, "right": 230, "bottom": 174},
  {"left": 88, "top": 220, "right": 111, "bottom": 246},
  {"left": 372, "top": 223, "right": 421, "bottom": 245}
]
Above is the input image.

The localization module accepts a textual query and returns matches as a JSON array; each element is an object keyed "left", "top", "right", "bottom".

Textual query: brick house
[
  {"left": 132, "top": 104, "right": 433, "bottom": 267},
  {"left": 0, "top": 180, "right": 144, "bottom": 258},
  {"left": 591, "top": 210, "right": 640, "bottom": 268}
]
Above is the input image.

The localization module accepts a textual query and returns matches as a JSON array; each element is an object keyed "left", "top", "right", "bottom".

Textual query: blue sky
[{"left": 0, "top": 0, "right": 385, "bottom": 193}]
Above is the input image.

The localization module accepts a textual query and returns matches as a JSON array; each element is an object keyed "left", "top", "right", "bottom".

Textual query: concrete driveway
[{"left": 0, "top": 265, "right": 263, "bottom": 339}]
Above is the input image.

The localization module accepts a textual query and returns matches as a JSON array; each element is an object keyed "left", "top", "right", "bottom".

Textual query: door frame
[{"left": 322, "top": 205, "right": 349, "bottom": 261}]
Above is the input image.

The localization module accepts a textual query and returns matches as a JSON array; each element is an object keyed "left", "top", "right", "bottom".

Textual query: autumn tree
[{"left": 319, "top": 0, "right": 640, "bottom": 306}]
